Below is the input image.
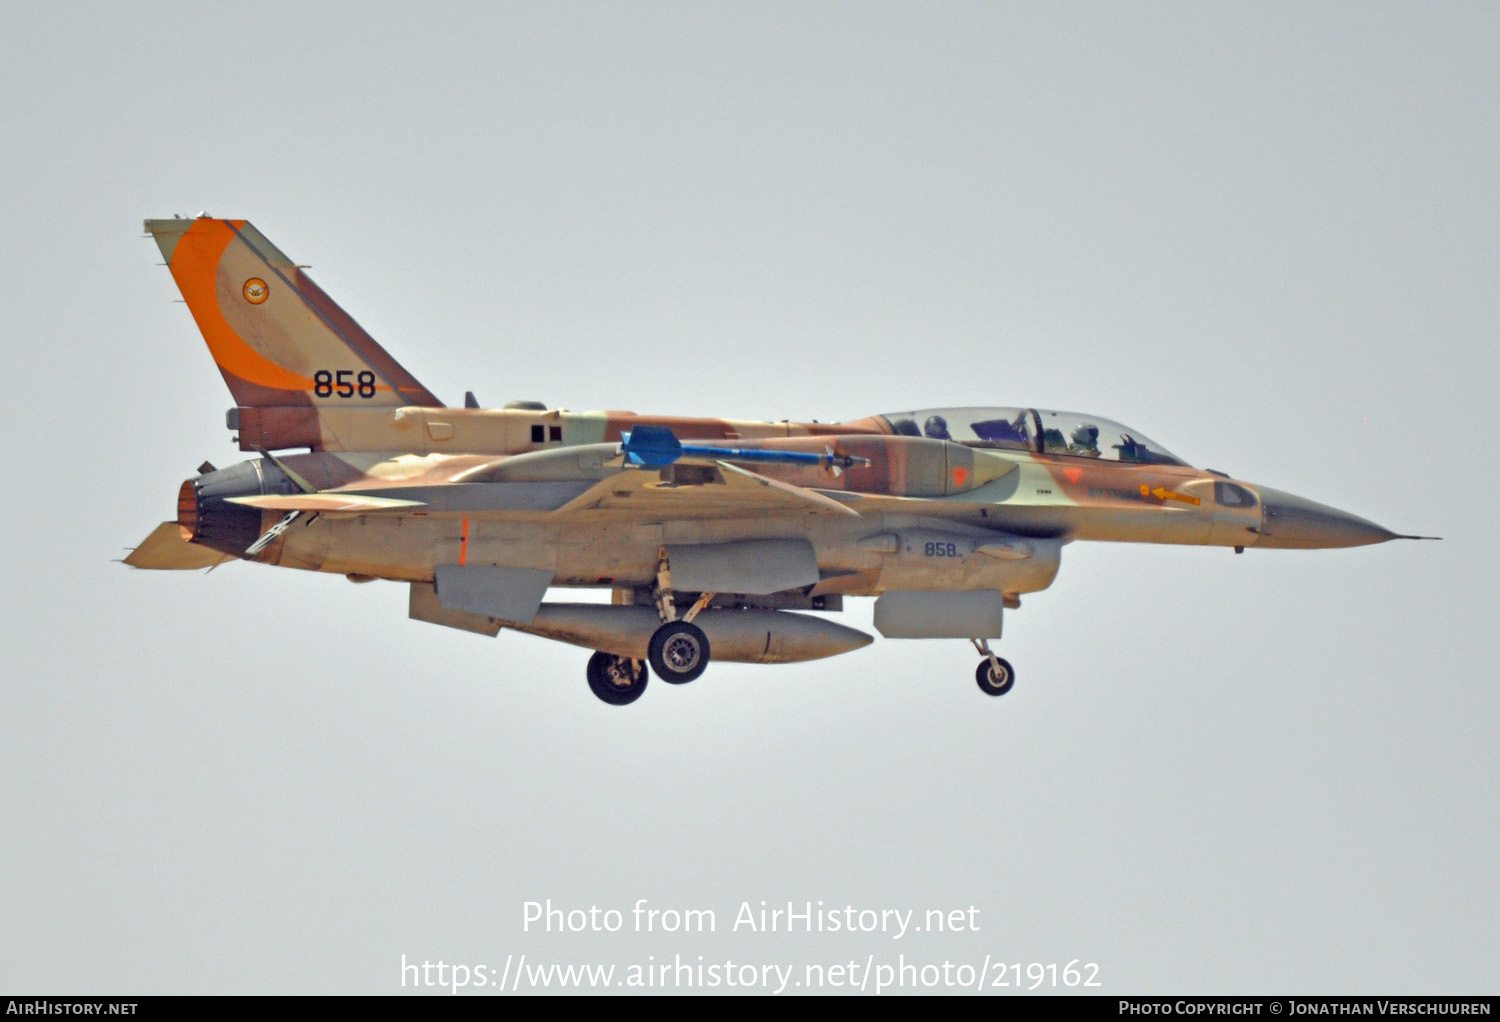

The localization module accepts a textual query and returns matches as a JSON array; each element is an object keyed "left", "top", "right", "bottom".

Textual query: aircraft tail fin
[{"left": 145, "top": 217, "right": 442, "bottom": 409}]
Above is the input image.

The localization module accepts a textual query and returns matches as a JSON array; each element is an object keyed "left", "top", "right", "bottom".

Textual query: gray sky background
[{"left": 1, "top": 2, "right": 1495, "bottom": 995}]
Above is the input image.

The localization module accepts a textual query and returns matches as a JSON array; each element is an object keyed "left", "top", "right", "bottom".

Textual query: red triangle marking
[
  {"left": 1062, "top": 467, "right": 1083, "bottom": 484},
  {"left": 952, "top": 467, "right": 969, "bottom": 487}
]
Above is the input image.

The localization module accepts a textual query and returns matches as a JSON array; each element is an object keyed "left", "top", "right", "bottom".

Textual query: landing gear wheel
[
  {"left": 975, "top": 656, "right": 1016, "bottom": 696},
  {"left": 648, "top": 620, "right": 711, "bottom": 684},
  {"left": 587, "top": 651, "right": 649, "bottom": 706}
]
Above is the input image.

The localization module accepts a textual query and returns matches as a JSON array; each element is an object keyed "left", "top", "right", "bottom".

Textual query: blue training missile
[{"left": 622, "top": 425, "right": 870, "bottom": 473}]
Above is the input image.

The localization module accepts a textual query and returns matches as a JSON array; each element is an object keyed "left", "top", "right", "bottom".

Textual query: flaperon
[{"left": 127, "top": 216, "right": 1434, "bottom": 705}]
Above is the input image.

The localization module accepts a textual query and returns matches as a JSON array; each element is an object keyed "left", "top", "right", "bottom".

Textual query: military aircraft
[{"left": 126, "top": 217, "right": 1433, "bottom": 705}]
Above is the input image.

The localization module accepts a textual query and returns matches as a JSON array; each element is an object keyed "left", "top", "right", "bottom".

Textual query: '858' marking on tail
[{"left": 314, "top": 369, "right": 377, "bottom": 398}]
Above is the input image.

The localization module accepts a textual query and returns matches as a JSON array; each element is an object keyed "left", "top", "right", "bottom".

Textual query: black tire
[
  {"left": 587, "top": 651, "right": 649, "bottom": 706},
  {"left": 648, "top": 620, "right": 711, "bottom": 684},
  {"left": 975, "top": 656, "right": 1015, "bottom": 696}
]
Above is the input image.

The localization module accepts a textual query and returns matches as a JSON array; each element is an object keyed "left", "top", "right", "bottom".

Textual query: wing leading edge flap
[{"left": 552, "top": 461, "right": 859, "bottom": 519}]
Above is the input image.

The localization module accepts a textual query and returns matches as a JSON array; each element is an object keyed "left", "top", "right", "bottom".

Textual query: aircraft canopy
[{"left": 879, "top": 407, "right": 1187, "bottom": 466}]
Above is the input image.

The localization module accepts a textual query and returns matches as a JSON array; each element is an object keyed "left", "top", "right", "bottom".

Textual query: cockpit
[{"left": 879, "top": 407, "right": 1187, "bottom": 466}]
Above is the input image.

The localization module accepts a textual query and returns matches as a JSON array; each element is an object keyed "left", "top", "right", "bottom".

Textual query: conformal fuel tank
[{"left": 507, "top": 604, "right": 873, "bottom": 664}]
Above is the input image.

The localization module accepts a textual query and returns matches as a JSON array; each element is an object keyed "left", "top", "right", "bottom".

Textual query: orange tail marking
[{"left": 169, "top": 219, "right": 313, "bottom": 393}]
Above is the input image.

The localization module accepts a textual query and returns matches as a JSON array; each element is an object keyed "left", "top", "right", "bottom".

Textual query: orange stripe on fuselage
[{"left": 169, "top": 219, "right": 315, "bottom": 394}]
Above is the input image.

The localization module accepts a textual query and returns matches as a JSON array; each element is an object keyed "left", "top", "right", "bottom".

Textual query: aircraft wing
[
  {"left": 123, "top": 522, "right": 235, "bottom": 570},
  {"left": 553, "top": 461, "right": 860, "bottom": 519}
]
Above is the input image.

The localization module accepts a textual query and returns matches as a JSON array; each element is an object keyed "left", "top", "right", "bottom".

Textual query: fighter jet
[{"left": 126, "top": 217, "right": 1433, "bottom": 705}]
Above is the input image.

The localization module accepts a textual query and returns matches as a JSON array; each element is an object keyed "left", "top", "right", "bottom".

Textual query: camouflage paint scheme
[{"left": 128, "top": 217, "right": 1429, "bottom": 702}]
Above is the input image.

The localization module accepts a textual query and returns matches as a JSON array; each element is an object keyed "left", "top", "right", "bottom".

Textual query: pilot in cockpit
[
  {"left": 924, "top": 415, "right": 952, "bottom": 440},
  {"left": 1068, "top": 423, "right": 1101, "bottom": 458}
]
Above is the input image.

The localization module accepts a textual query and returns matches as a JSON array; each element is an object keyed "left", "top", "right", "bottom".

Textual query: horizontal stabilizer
[
  {"left": 227, "top": 493, "right": 425, "bottom": 513},
  {"left": 554, "top": 461, "right": 859, "bottom": 519},
  {"left": 124, "top": 522, "right": 234, "bottom": 570}
]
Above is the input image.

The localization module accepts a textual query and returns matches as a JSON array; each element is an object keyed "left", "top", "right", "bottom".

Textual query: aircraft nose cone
[{"left": 1254, "top": 487, "right": 1399, "bottom": 549}]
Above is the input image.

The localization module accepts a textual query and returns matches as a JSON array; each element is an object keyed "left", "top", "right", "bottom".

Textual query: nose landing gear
[{"left": 971, "top": 638, "right": 1015, "bottom": 697}]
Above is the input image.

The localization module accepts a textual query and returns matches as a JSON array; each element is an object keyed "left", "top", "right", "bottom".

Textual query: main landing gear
[
  {"left": 587, "top": 652, "right": 650, "bottom": 706},
  {"left": 645, "top": 546, "right": 713, "bottom": 684},
  {"left": 971, "top": 638, "right": 1015, "bottom": 697},
  {"left": 649, "top": 619, "right": 711, "bottom": 684},
  {"left": 586, "top": 547, "right": 715, "bottom": 704}
]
